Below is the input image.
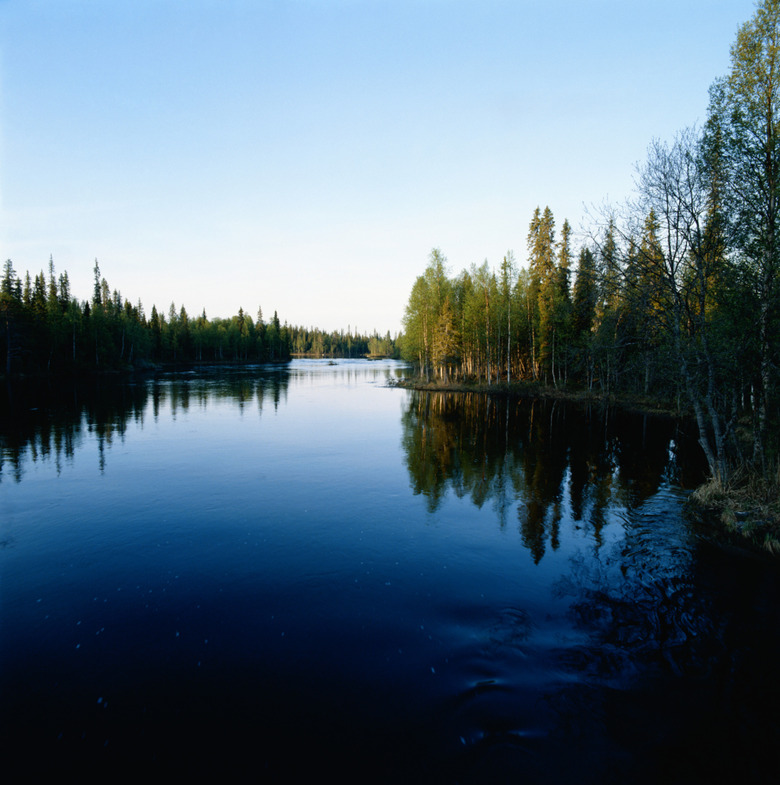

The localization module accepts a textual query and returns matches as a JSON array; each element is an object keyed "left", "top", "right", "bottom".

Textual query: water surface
[{"left": 1, "top": 360, "right": 778, "bottom": 782}]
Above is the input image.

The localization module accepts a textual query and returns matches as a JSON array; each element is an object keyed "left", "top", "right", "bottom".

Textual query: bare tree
[{"left": 635, "top": 128, "right": 734, "bottom": 482}]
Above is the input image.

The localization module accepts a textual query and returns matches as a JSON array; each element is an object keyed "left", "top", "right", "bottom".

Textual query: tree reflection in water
[
  {"left": 401, "top": 391, "right": 779, "bottom": 783},
  {"left": 401, "top": 391, "right": 703, "bottom": 562},
  {"left": 2, "top": 374, "right": 778, "bottom": 781},
  {"left": 0, "top": 367, "right": 290, "bottom": 483}
]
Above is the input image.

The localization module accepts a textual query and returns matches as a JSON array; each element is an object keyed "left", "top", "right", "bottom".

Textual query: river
[{"left": 1, "top": 359, "right": 778, "bottom": 782}]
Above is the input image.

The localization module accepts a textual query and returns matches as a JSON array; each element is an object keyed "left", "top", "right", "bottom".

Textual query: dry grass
[{"left": 690, "top": 464, "right": 780, "bottom": 555}]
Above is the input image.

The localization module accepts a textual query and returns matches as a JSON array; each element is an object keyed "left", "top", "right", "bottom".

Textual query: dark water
[{"left": 1, "top": 360, "right": 778, "bottom": 782}]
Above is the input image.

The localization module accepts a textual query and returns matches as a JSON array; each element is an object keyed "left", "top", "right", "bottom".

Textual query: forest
[
  {"left": 288, "top": 325, "right": 399, "bottom": 359},
  {"left": 0, "top": 257, "right": 401, "bottom": 376},
  {"left": 0, "top": 258, "right": 294, "bottom": 371},
  {"left": 401, "top": 0, "right": 780, "bottom": 495}
]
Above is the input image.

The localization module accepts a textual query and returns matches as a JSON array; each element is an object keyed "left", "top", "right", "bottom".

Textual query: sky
[{"left": 0, "top": 0, "right": 758, "bottom": 335}]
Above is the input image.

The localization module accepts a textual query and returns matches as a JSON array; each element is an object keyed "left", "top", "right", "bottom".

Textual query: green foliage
[
  {"left": 0, "top": 259, "right": 294, "bottom": 374},
  {"left": 285, "top": 324, "right": 396, "bottom": 359},
  {"left": 396, "top": 0, "right": 780, "bottom": 488}
]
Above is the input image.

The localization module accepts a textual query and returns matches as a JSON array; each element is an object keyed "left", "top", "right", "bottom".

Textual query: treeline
[
  {"left": 288, "top": 326, "right": 399, "bottom": 358},
  {"left": 401, "top": 215, "right": 677, "bottom": 397},
  {"left": 401, "top": 0, "right": 780, "bottom": 485},
  {"left": 0, "top": 258, "right": 294, "bottom": 373},
  {"left": 0, "top": 257, "right": 402, "bottom": 375}
]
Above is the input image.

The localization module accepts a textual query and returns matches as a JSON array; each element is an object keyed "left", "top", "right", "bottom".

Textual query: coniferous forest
[
  {"left": 0, "top": 258, "right": 295, "bottom": 371},
  {"left": 401, "top": 1, "right": 780, "bottom": 494},
  {"left": 0, "top": 257, "right": 402, "bottom": 377}
]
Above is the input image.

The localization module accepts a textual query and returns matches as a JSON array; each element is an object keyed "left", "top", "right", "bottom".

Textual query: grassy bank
[{"left": 689, "top": 470, "right": 780, "bottom": 555}]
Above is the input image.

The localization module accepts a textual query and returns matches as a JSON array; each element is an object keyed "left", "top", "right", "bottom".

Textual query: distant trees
[
  {"left": 0, "top": 259, "right": 293, "bottom": 374},
  {"left": 286, "top": 324, "right": 400, "bottom": 359}
]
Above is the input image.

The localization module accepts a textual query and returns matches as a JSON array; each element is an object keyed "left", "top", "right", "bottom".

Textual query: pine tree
[
  {"left": 572, "top": 247, "right": 598, "bottom": 389},
  {"left": 527, "top": 206, "right": 557, "bottom": 382}
]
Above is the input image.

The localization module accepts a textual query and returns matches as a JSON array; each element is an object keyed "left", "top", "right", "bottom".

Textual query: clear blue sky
[{"left": 0, "top": 0, "right": 756, "bottom": 335}]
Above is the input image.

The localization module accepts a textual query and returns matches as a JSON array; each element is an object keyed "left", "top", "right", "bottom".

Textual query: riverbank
[
  {"left": 390, "top": 376, "right": 679, "bottom": 416},
  {"left": 394, "top": 375, "right": 780, "bottom": 556},
  {"left": 688, "top": 472, "right": 780, "bottom": 555}
]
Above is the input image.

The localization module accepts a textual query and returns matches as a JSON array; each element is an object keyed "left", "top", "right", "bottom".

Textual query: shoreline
[{"left": 390, "top": 376, "right": 680, "bottom": 417}]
